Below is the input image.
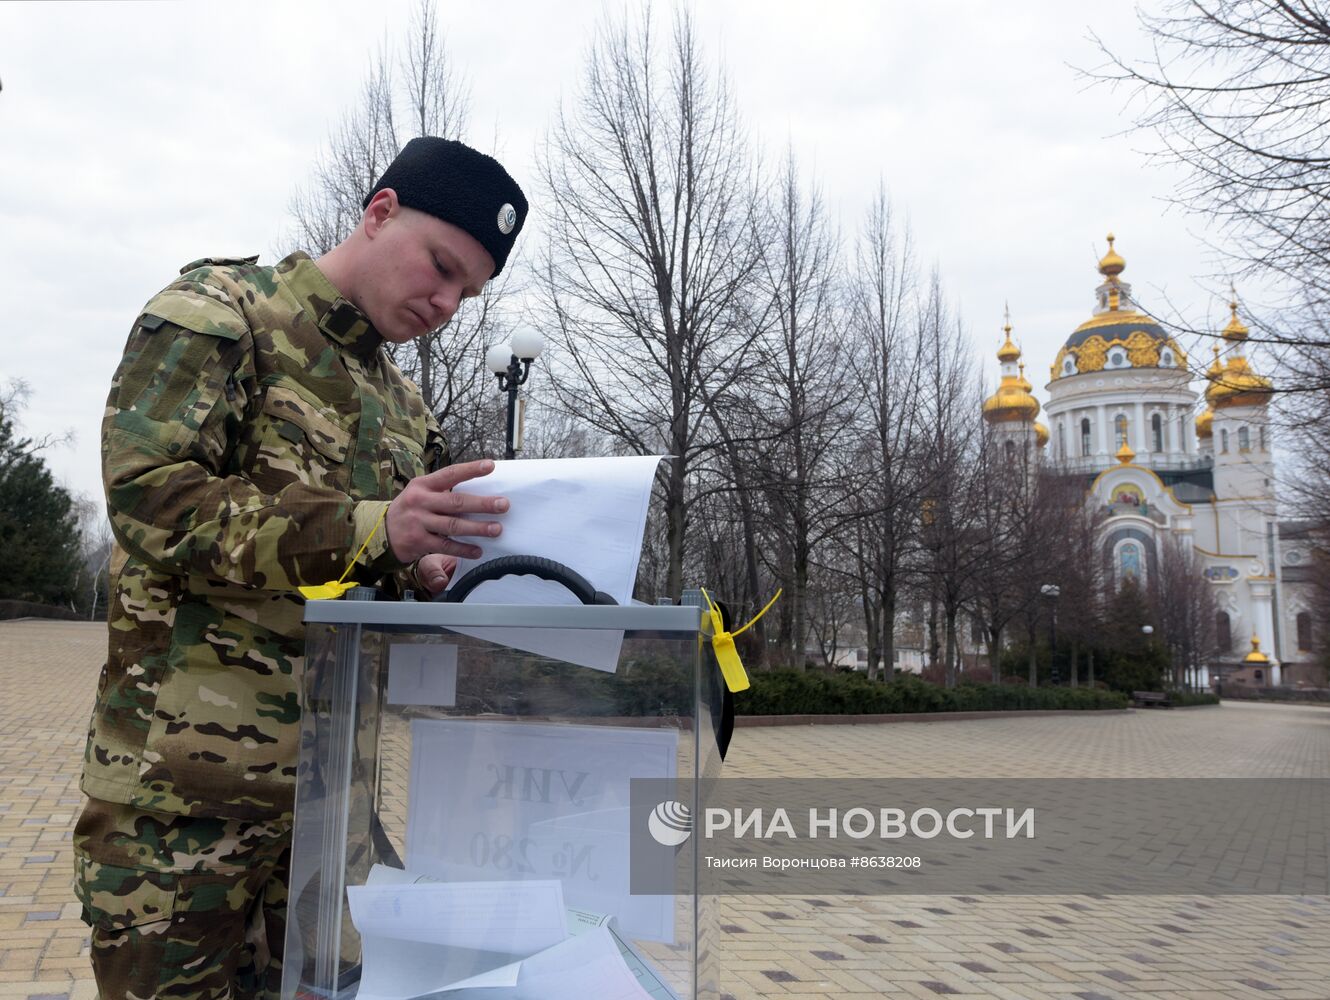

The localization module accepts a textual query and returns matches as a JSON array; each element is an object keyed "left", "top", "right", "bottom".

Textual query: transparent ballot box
[{"left": 282, "top": 599, "right": 724, "bottom": 1000}]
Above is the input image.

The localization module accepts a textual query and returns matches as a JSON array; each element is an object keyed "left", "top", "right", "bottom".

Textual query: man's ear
[{"left": 363, "top": 189, "right": 399, "bottom": 239}]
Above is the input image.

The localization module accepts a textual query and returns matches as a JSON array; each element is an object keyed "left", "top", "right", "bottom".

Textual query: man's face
[{"left": 357, "top": 193, "right": 496, "bottom": 343}]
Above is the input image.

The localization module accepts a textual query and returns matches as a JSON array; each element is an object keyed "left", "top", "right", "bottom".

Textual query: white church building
[{"left": 983, "top": 236, "right": 1319, "bottom": 688}]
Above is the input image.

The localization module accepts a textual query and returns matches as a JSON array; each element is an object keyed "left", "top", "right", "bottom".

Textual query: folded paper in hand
[{"left": 446, "top": 455, "right": 664, "bottom": 672}]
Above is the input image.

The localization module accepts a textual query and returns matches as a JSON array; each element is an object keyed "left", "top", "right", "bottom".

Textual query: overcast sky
[{"left": 1, "top": 0, "right": 1241, "bottom": 505}]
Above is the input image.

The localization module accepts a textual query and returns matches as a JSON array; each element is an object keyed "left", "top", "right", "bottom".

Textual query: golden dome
[
  {"left": 1207, "top": 294, "right": 1272, "bottom": 407},
  {"left": 1054, "top": 235, "right": 1181, "bottom": 381},
  {"left": 1212, "top": 355, "right": 1274, "bottom": 409},
  {"left": 1034, "top": 422, "right": 1049, "bottom": 448},
  {"left": 1116, "top": 443, "right": 1136, "bottom": 465},
  {"left": 982, "top": 377, "right": 1040, "bottom": 423},
  {"left": 1242, "top": 635, "right": 1270, "bottom": 665},
  {"left": 1098, "top": 232, "right": 1125, "bottom": 277},
  {"left": 1222, "top": 296, "right": 1249, "bottom": 342},
  {"left": 983, "top": 323, "right": 1039, "bottom": 424},
  {"left": 1195, "top": 406, "right": 1214, "bottom": 439}
]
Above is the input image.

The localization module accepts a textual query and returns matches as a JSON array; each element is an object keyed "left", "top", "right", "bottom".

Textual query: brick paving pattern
[{"left": 2, "top": 620, "right": 1329, "bottom": 999}]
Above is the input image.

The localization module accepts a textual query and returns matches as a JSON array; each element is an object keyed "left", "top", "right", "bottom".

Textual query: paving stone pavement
[{"left": 2, "top": 620, "right": 1328, "bottom": 1000}]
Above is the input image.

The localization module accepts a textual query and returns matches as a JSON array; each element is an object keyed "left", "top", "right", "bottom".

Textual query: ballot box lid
[{"left": 302, "top": 599, "right": 704, "bottom": 632}]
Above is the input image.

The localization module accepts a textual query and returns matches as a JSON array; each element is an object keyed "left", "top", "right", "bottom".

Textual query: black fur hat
[{"left": 363, "top": 137, "right": 528, "bottom": 277}]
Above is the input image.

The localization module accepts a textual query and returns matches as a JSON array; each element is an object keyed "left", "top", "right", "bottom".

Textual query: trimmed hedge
[
  {"left": 1170, "top": 692, "right": 1220, "bottom": 707},
  {"left": 0, "top": 599, "right": 82, "bottom": 622},
  {"left": 1218, "top": 684, "right": 1330, "bottom": 704},
  {"left": 737, "top": 670, "right": 1128, "bottom": 716}
]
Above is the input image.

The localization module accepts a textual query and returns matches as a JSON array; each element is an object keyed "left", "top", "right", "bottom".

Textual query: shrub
[
  {"left": 1170, "top": 692, "right": 1220, "bottom": 707},
  {"left": 0, "top": 599, "right": 81, "bottom": 621},
  {"left": 736, "top": 670, "right": 1127, "bottom": 716}
]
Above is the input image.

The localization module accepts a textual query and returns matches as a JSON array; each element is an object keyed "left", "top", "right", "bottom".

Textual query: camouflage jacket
[{"left": 82, "top": 251, "right": 445, "bottom": 822}]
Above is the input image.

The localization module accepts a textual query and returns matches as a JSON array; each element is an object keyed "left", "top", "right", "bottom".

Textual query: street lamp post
[
  {"left": 1040, "top": 584, "right": 1061, "bottom": 685},
  {"left": 485, "top": 328, "right": 544, "bottom": 460}
]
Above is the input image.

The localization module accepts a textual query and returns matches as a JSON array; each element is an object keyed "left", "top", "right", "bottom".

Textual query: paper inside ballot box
[
  {"left": 349, "top": 866, "right": 672, "bottom": 999},
  {"left": 404, "top": 719, "right": 679, "bottom": 944}
]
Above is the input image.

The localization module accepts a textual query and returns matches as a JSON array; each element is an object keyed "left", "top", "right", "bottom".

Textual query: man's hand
[
  {"left": 387, "top": 459, "right": 508, "bottom": 563},
  {"left": 415, "top": 553, "right": 459, "bottom": 596}
]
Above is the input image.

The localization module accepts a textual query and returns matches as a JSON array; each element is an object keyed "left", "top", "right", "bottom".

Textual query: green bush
[
  {"left": 736, "top": 670, "right": 1127, "bottom": 716},
  {"left": 1217, "top": 684, "right": 1330, "bottom": 703},
  {"left": 0, "top": 599, "right": 81, "bottom": 621},
  {"left": 1169, "top": 691, "right": 1220, "bottom": 707}
]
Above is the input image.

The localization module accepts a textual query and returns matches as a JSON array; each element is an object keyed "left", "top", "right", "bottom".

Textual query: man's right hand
[{"left": 386, "top": 459, "right": 508, "bottom": 563}]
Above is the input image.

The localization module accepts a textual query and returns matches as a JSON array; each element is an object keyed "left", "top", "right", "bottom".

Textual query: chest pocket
[
  {"left": 383, "top": 432, "right": 426, "bottom": 496},
  {"left": 250, "top": 382, "right": 353, "bottom": 492}
]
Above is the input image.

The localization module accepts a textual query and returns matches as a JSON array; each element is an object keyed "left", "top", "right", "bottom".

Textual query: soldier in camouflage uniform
[{"left": 74, "top": 138, "right": 528, "bottom": 999}]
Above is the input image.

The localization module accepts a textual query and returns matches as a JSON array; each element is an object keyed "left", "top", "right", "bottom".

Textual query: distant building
[{"left": 982, "top": 236, "right": 1317, "bottom": 687}]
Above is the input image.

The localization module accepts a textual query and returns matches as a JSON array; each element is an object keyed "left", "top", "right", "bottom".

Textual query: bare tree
[
  {"left": 746, "top": 150, "right": 850, "bottom": 667},
  {"left": 914, "top": 278, "right": 986, "bottom": 688},
  {"left": 69, "top": 493, "right": 114, "bottom": 620},
  {"left": 1093, "top": 2, "right": 1330, "bottom": 301},
  {"left": 840, "top": 186, "right": 925, "bottom": 680},
  {"left": 1091, "top": 0, "right": 1330, "bottom": 412},
  {"left": 1152, "top": 535, "right": 1220, "bottom": 690},
  {"left": 1053, "top": 484, "right": 1109, "bottom": 687},
  {"left": 967, "top": 418, "right": 1039, "bottom": 681},
  {"left": 538, "top": 6, "right": 762, "bottom": 599}
]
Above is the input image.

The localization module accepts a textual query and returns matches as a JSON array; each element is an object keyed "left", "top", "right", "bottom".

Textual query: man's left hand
[{"left": 416, "top": 553, "right": 458, "bottom": 596}]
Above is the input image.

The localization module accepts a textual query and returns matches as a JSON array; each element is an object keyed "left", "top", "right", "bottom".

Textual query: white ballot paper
[
  {"left": 445, "top": 455, "right": 664, "bottom": 672},
  {"left": 348, "top": 872, "right": 564, "bottom": 1000},
  {"left": 352, "top": 866, "right": 669, "bottom": 1000},
  {"left": 346, "top": 877, "right": 567, "bottom": 953},
  {"left": 405, "top": 720, "right": 678, "bottom": 944}
]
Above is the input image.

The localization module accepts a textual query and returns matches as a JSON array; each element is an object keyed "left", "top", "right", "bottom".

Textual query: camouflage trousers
[{"left": 73, "top": 798, "right": 291, "bottom": 1000}]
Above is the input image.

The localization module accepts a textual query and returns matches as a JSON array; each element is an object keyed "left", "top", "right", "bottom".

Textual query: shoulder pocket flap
[
  {"left": 179, "top": 254, "right": 260, "bottom": 274},
  {"left": 74, "top": 857, "right": 177, "bottom": 931},
  {"left": 262, "top": 385, "right": 351, "bottom": 463},
  {"left": 141, "top": 290, "right": 247, "bottom": 341}
]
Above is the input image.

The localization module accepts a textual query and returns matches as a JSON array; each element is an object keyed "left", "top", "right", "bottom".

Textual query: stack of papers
[{"left": 346, "top": 866, "right": 677, "bottom": 1000}]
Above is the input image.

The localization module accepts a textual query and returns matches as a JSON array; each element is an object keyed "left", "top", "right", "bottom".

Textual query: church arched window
[
  {"left": 1216, "top": 611, "right": 1232, "bottom": 652},
  {"left": 1238, "top": 426, "right": 1250, "bottom": 451},
  {"left": 1259, "top": 424, "right": 1268, "bottom": 451},
  {"left": 1297, "top": 612, "right": 1313, "bottom": 651},
  {"left": 1160, "top": 349, "right": 1174, "bottom": 366},
  {"left": 1057, "top": 423, "right": 1066, "bottom": 459},
  {"left": 1004, "top": 440, "right": 1016, "bottom": 462},
  {"left": 1081, "top": 418, "right": 1091, "bottom": 457},
  {"left": 1151, "top": 413, "right": 1163, "bottom": 452},
  {"left": 1118, "top": 541, "right": 1143, "bottom": 586},
  {"left": 1220, "top": 429, "right": 1229, "bottom": 453},
  {"left": 1115, "top": 414, "right": 1129, "bottom": 448}
]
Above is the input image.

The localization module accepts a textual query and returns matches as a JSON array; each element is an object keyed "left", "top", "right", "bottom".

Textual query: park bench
[{"left": 1131, "top": 690, "right": 1173, "bottom": 709}]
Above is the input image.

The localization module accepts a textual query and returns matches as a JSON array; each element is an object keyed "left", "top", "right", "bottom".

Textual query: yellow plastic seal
[
  {"left": 700, "top": 587, "right": 782, "bottom": 693},
  {"left": 298, "top": 580, "right": 360, "bottom": 600},
  {"left": 298, "top": 507, "right": 387, "bottom": 601}
]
